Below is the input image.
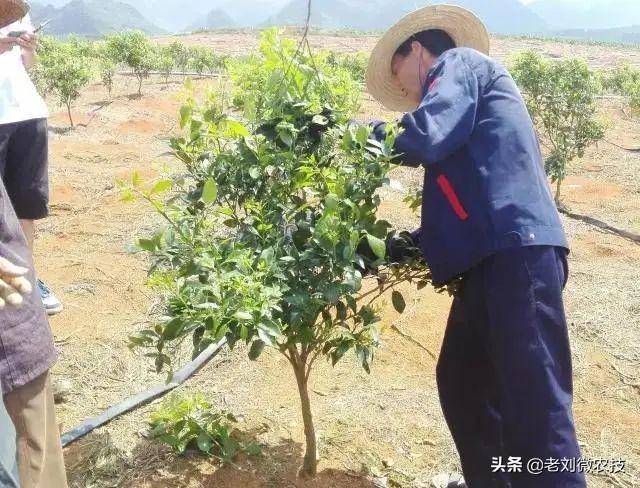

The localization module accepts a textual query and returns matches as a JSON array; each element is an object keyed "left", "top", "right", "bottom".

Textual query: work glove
[
  {"left": 356, "top": 228, "right": 423, "bottom": 275},
  {"left": 386, "top": 229, "right": 422, "bottom": 265},
  {"left": 346, "top": 119, "right": 389, "bottom": 143}
]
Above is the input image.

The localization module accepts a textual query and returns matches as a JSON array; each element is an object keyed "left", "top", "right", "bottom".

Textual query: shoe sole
[{"left": 46, "top": 304, "right": 64, "bottom": 316}]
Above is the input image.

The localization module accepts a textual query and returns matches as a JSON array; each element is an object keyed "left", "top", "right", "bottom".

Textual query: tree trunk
[
  {"left": 292, "top": 359, "right": 318, "bottom": 478},
  {"left": 555, "top": 178, "right": 562, "bottom": 206},
  {"left": 67, "top": 102, "right": 74, "bottom": 128},
  {"left": 137, "top": 75, "right": 143, "bottom": 96}
]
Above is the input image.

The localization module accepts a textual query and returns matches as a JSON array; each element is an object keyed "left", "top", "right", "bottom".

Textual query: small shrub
[
  {"left": 106, "top": 31, "right": 156, "bottom": 95},
  {"left": 511, "top": 51, "right": 605, "bottom": 204},
  {"left": 325, "top": 51, "right": 368, "bottom": 83},
  {"left": 148, "top": 393, "right": 259, "bottom": 460},
  {"left": 32, "top": 37, "right": 94, "bottom": 127},
  {"left": 99, "top": 57, "right": 117, "bottom": 99},
  {"left": 155, "top": 46, "right": 176, "bottom": 83},
  {"left": 168, "top": 41, "right": 190, "bottom": 74}
]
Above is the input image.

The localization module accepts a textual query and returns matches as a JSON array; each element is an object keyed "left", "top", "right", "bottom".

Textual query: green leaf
[
  {"left": 356, "top": 124, "right": 370, "bottom": 146},
  {"left": 259, "top": 247, "right": 275, "bottom": 264},
  {"left": 312, "top": 114, "right": 328, "bottom": 126},
  {"left": 279, "top": 131, "right": 293, "bottom": 147},
  {"left": 162, "top": 318, "right": 186, "bottom": 340},
  {"left": 223, "top": 119, "right": 249, "bottom": 137},
  {"left": 201, "top": 178, "right": 218, "bottom": 204},
  {"left": 248, "top": 167, "right": 261, "bottom": 179},
  {"left": 331, "top": 342, "right": 350, "bottom": 366},
  {"left": 179, "top": 105, "right": 192, "bottom": 128},
  {"left": 190, "top": 119, "right": 203, "bottom": 137},
  {"left": 244, "top": 443, "right": 262, "bottom": 456},
  {"left": 221, "top": 436, "right": 238, "bottom": 459},
  {"left": 346, "top": 295, "right": 358, "bottom": 314},
  {"left": 120, "top": 188, "right": 135, "bottom": 202},
  {"left": 324, "top": 193, "right": 340, "bottom": 212},
  {"left": 257, "top": 328, "right": 273, "bottom": 346},
  {"left": 342, "top": 126, "right": 354, "bottom": 148},
  {"left": 150, "top": 179, "right": 172, "bottom": 195},
  {"left": 366, "top": 234, "right": 386, "bottom": 260},
  {"left": 137, "top": 238, "right": 156, "bottom": 252},
  {"left": 258, "top": 321, "right": 281, "bottom": 338},
  {"left": 391, "top": 290, "right": 406, "bottom": 314},
  {"left": 223, "top": 218, "right": 237, "bottom": 227},
  {"left": 248, "top": 340, "right": 265, "bottom": 361},
  {"left": 234, "top": 311, "right": 252, "bottom": 321},
  {"left": 322, "top": 284, "right": 341, "bottom": 304},
  {"left": 128, "top": 334, "right": 153, "bottom": 348},
  {"left": 131, "top": 171, "right": 142, "bottom": 187},
  {"left": 197, "top": 432, "right": 213, "bottom": 453}
]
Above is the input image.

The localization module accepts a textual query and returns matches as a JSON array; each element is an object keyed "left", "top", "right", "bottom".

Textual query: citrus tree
[
  {"left": 106, "top": 31, "right": 156, "bottom": 95},
  {"left": 128, "top": 30, "right": 442, "bottom": 478},
  {"left": 188, "top": 47, "right": 223, "bottom": 77},
  {"left": 33, "top": 37, "right": 93, "bottom": 127},
  {"left": 325, "top": 51, "right": 368, "bottom": 83},
  {"left": 98, "top": 50, "right": 117, "bottom": 99},
  {"left": 511, "top": 51, "right": 605, "bottom": 204},
  {"left": 168, "top": 41, "right": 190, "bottom": 75},
  {"left": 599, "top": 64, "right": 640, "bottom": 111},
  {"left": 155, "top": 45, "right": 176, "bottom": 83}
]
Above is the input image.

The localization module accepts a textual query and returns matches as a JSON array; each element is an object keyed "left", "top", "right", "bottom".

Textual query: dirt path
[{"left": 34, "top": 34, "right": 640, "bottom": 488}]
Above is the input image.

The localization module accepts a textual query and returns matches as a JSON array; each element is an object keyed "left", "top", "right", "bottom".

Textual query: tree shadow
[
  {"left": 48, "top": 125, "right": 74, "bottom": 135},
  {"left": 64, "top": 427, "right": 378, "bottom": 488},
  {"left": 89, "top": 100, "right": 114, "bottom": 108},
  {"left": 159, "top": 79, "right": 190, "bottom": 86}
]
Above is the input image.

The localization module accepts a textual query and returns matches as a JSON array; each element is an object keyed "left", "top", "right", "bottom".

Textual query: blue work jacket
[{"left": 377, "top": 47, "right": 568, "bottom": 285}]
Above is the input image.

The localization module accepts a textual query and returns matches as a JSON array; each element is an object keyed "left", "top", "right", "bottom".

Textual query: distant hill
[
  {"left": 264, "top": 0, "right": 548, "bottom": 35},
  {"left": 263, "top": 0, "right": 379, "bottom": 31},
  {"left": 217, "top": 0, "right": 289, "bottom": 28},
  {"left": 529, "top": 0, "right": 640, "bottom": 30},
  {"left": 187, "top": 8, "right": 237, "bottom": 32},
  {"left": 553, "top": 25, "right": 640, "bottom": 45},
  {"left": 112, "top": 0, "right": 287, "bottom": 33},
  {"left": 30, "top": 0, "right": 164, "bottom": 37}
]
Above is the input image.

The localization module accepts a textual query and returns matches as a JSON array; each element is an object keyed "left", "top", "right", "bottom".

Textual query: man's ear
[{"left": 411, "top": 40, "right": 423, "bottom": 57}]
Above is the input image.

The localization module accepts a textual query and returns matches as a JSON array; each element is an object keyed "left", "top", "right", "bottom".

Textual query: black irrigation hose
[
  {"left": 559, "top": 207, "right": 640, "bottom": 243},
  {"left": 60, "top": 339, "right": 227, "bottom": 448},
  {"left": 115, "top": 71, "right": 226, "bottom": 78}
]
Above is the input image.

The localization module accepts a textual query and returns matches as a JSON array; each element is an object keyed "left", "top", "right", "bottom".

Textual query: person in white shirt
[{"left": 0, "top": 12, "right": 63, "bottom": 315}]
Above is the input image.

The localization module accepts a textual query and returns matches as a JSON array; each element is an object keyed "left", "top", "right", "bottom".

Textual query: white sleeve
[{"left": 22, "top": 14, "right": 34, "bottom": 31}]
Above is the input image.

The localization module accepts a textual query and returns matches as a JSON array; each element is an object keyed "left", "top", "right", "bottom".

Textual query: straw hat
[
  {"left": 0, "top": 0, "right": 30, "bottom": 29},
  {"left": 366, "top": 4, "right": 489, "bottom": 112}
]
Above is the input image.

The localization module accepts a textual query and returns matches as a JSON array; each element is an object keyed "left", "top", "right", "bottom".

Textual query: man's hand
[
  {"left": 14, "top": 32, "right": 36, "bottom": 51},
  {"left": 0, "top": 36, "right": 17, "bottom": 55},
  {"left": 0, "top": 257, "right": 32, "bottom": 308},
  {"left": 15, "top": 32, "right": 37, "bottom": 68}
]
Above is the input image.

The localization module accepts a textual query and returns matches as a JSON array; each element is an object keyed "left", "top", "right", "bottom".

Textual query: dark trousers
[
  {"left": 436, "top": 246, "right": 586, "bottom": 488},
  {"left": 0, "top": 118, "right": 49, "bottom": 220}
]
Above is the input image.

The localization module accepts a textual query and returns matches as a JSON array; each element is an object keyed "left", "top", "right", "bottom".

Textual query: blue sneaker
[{"left": 37, "top": 279, "right": 63, "bottom": 316}]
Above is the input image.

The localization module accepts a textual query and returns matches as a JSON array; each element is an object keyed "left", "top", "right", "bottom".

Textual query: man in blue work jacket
[{"left": 366, "top": 5, "right": 586, "bottom": 488}]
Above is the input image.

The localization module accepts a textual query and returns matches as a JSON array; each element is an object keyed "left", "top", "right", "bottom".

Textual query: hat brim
[
  {"left": 0, "top": 0, "right": 30, "bottom": 29},
  {"left": 366, "top": 4, "right": 490, "bottom": 112}
]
